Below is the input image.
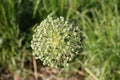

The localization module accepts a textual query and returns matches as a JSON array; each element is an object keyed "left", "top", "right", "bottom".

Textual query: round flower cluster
[{"left": 31, "top": 16, "right": 83, "bottom": 68}]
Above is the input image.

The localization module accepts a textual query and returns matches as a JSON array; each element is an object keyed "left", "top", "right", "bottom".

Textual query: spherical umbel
[{"left": 31, "top": 16, "right": 83, "bottom": 68}]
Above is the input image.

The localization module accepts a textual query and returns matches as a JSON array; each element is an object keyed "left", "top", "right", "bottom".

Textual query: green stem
[
  {"left": 77, "top": 59, "right": 99, "bottom": 80},
  {"left": 84, "top": 67, "right": 99, "bottom": 80}
]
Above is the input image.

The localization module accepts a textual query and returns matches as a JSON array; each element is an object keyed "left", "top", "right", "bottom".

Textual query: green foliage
[
  {"left": 0, "top": 0, "right": 32, "bottom": 78},
  {"left": 78, "top": 2, "right": 120, "bottom": 79},
  {"left": 31, "top": 16, "right": 83, "bottom": 68},
  {"left": 0, "top": 0, "right": 120, "bottom": 80},
  {"left": 0, "top": 0, "right": 20, "bottom": 69}
]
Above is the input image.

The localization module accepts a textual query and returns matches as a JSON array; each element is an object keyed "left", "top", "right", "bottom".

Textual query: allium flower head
[{"left": 31, "top": 16, "right": 83, "bottom": 68}]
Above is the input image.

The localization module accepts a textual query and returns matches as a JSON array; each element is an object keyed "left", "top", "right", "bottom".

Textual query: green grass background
[{"left": 0, "top": 0, "right": 120, "bottom": 80}]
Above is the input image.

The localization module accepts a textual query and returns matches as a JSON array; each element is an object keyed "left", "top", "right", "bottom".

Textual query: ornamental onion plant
[{"left": 31, "top": 15, "right": 84, "bottom": 68}]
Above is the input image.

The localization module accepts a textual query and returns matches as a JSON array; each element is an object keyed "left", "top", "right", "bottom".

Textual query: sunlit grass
[{"left": 0, "top": 0, "right": 120, "bottom": 80}]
